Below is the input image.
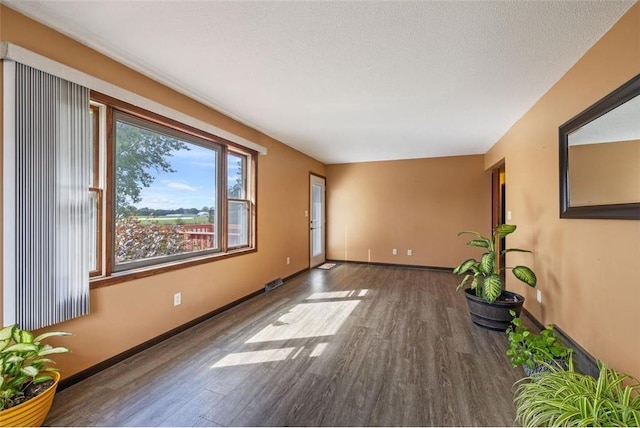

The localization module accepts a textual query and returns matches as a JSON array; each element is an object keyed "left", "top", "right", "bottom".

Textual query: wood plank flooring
[{"left": 45, "top": 264, "right": 524, "bottom": 427}]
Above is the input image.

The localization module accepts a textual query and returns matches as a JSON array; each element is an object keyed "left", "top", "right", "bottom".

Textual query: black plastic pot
[
  {"left": 523, "top": 359, "right": 569, "bottom": 376},
  {"left": 464, "top": 288, "right": 524, "bottom": 331}
]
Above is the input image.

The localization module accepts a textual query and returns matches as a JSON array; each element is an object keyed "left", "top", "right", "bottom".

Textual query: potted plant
[
  {"left": 514, "top": 361, "right": 640, "bottom": 426},
  {"left": 0, "top": 325, "right": 70, "bottom": 427},
  {"left": 453, "top": 224, "right": 537, "bottom": 330},
  {"left": 506, "top": 310, "right": 572, "bottom": 375}
]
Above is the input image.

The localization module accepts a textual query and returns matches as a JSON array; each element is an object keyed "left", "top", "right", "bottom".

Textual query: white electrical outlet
[
  {"left": 392, "top": 248, "right": 397, "bottom": 255},
  {"left": 507, "top": 211, "right": 512, "bottom": 221},
  {"left": 174, "top": 292, "right": 181, "bottom": 306},
  {"left": 407, "top": 249, "right": 412, "bottom": 256},
  {"left": 287, "top": 257, "right": 290, "bottom": 265},
  {"left": 536, "top": 289, "right": 542, "bottom": 303}
]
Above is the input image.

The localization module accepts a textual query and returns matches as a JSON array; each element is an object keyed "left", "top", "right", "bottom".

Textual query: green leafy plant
[
  {"left": 506, "top": 310, "right": 571, "bottom": 374},
  {"left": 0, "top": 325, "right": 70, "bottom": 410},
  {"left": 115, "top": 217, "right": 189, "bottom": 263},
  {"left": 514, "top": 361, "right": 640, "bottom": 427},
  {"left": 453, "top": 224, "right": 537, "bottom": 303}
]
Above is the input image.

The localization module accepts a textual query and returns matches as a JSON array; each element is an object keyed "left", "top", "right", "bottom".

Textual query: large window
[{"left": 90, "top": 95, "right": 256, "bottom": 281}]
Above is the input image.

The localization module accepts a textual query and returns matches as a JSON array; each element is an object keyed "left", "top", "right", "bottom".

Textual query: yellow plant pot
[{"left": 0, "top": 371, "right": 60, "bottom": 427}]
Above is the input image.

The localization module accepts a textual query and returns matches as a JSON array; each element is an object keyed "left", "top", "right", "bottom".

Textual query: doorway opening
[{"left": 492, "top": 163, "right": 506, "bottom": 280}]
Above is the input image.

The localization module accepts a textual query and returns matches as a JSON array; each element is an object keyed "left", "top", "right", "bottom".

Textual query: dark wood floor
[{"left": 45, "top": 264, "right": 524, "bottom": 427}]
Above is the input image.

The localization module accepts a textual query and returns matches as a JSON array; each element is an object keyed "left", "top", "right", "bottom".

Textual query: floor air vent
[{"left": 265, "top": 278, "right": 284, "bottom": 292}]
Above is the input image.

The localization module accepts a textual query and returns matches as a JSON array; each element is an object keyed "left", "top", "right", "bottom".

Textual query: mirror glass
[
  {"left": 568, "top": 95, "right": 640, "bottom": 206},
  {"left": 559, "top": 74, "right": 640, "bottom": 219}
]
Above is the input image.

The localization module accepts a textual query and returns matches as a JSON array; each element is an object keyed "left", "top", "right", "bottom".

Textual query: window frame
[
  {"left": 90, "top": 92, "right": 257, "bottom": 287},
  {"left": 112, "top": 110, "right": 224, "bottom": 272},
  {"left": 226, "top": 150, "right": 252, "bottom": 250},
  {"left": 89, "top": 103, "right": 104, "bottom": 278}
]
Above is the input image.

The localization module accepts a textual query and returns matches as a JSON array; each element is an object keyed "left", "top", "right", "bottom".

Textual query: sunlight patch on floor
[
  {"left": 310, "top": 342, "right": 328, "bottom": 357},
  {"left": 210, "top": 292, "right": 363, "bottom": 369},
  {"left": 211, "top": 348, "right": 296, "bottom": 368},
  {"left": 306, "top": 289, "right": 368, "bottom": 300},
  {"left": 211, "top": 342, "right": 330, "bottom": 368},
  {"left": 246, "top": 300, "right": 360, "bottom": 343}
]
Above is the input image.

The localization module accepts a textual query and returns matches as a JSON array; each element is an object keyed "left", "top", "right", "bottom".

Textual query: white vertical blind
[{"left": 8, "top": 62, "right": 90, "bottom": 330}]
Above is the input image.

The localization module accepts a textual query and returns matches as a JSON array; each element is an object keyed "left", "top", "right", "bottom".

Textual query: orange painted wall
[
  {"left": 0, "top": 6, "right": 325, "bottom": 378},
  {"left": 485, "top": 4, "right": 640, "bottom": 378},
  {"left": 326, "top": 155, "right": 491, "bottom": 268}
]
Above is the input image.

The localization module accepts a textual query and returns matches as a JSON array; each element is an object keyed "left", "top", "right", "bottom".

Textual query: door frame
[{"left": 309, "top": 173, "right": 326, "bottom": 268}]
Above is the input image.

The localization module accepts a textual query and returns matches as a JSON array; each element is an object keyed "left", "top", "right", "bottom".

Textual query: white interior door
[{"left": 310, "top": 174, "right": 326, "bottom": 267}]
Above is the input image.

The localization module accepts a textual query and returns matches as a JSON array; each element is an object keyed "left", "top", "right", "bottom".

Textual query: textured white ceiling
[{"left": 3, "top": 0, "right": 635, "bottom": 164}]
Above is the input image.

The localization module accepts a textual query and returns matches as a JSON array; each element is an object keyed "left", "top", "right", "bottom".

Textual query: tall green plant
[
  {"left": 514, "top": 361, "right": 640, "bottom": 427},
  {"left": 0, "top": 325, "right": 70, "bottom": 410},
  {"left": 453, "top": 224, "right": 536, "bottom": 303}
]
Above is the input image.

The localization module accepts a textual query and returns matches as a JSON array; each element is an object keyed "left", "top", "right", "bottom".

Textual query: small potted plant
[
  {"left": 0, "top": 325, "right": 70, "bottom": 427},
  {"left": 506, "top": 310, "right": 572, "bottom": 376},
  {"left": 453, "top": 224, "right": 537, "bottom": 330},
  {"left": 514, "top": 361, "right": 640, "bottom": 426}
]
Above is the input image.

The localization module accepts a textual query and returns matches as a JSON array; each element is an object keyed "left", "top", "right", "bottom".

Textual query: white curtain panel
[{"left": 9, "top": 62, "right": 90, "bottom": 330}]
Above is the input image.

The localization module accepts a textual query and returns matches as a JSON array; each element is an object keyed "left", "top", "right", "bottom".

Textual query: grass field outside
[{"left": 133, "top": 215, "right": 211, "bottom": 225}]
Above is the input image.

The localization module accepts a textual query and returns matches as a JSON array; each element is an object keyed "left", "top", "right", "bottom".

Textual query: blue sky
[{"left": 136, "top": 143, "right": 242, "bottom": 210}]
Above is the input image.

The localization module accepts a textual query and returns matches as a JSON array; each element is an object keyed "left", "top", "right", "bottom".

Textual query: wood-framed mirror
[{"left": 559, "top": 74, "right": 640, "bottom": 220}]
